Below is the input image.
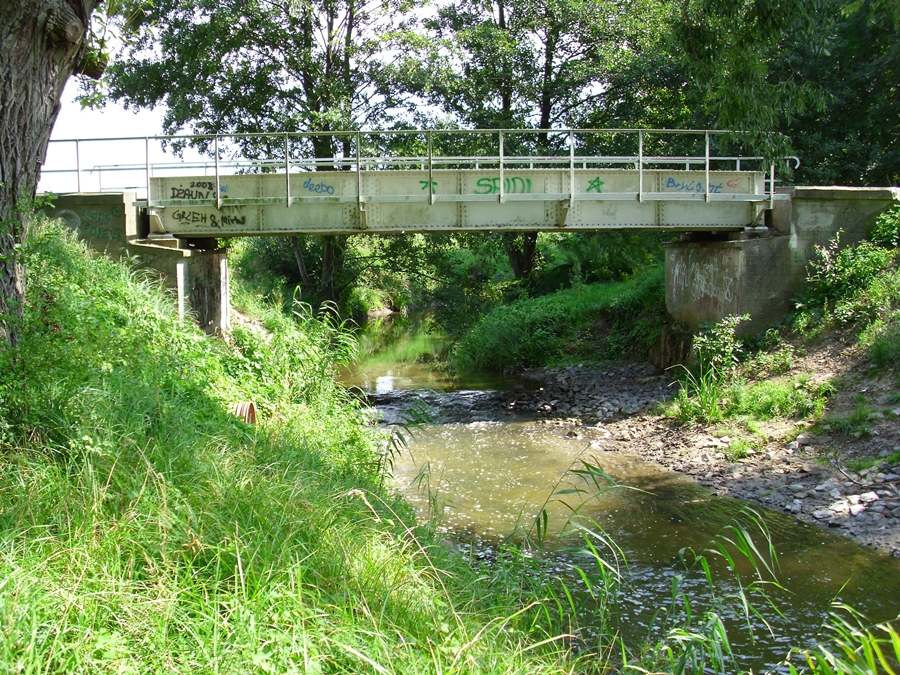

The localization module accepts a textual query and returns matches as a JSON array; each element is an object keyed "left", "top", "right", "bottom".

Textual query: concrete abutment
[
  {"left": 43, "top": 193, "right": 230, "bottom": 333},
  {"left": 664, "top": 187, "right": 900, "bottom": 335}
]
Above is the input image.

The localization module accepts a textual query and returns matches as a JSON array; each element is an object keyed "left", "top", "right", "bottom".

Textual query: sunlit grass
[{"left": 0, "top": 220, "right": 597, "bottom": 674}]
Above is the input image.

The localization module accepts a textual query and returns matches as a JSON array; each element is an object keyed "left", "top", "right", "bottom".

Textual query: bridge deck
[{"left": 149, "top": 168, "right": 770, "bottom": 236}]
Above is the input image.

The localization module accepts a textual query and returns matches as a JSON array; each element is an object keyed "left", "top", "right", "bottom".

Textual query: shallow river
[{"left": 341, "top": 320, "right": 900, "bottom": 672}]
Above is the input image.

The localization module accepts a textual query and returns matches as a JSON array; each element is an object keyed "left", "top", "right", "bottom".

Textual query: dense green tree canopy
[
  {"left": 784, "top": 0, "right": 900, "bottom": 185},
  {"left": 108, "top": 0, "right": 417, "bottom": 157}
]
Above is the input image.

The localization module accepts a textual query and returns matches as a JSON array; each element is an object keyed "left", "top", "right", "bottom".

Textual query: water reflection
[
  {"left": 339, "top": 315, "right": 522, "bottom": 392},
  {"left": 392, "top": 420, "right": 900, "bottom": 672}
]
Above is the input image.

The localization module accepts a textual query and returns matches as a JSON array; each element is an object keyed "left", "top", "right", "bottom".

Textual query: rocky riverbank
[{"left": 513, "top": 360, "right": 900, "bottom": 557}]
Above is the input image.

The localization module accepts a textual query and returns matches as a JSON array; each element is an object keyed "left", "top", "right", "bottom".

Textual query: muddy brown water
[{"left": 341, "top": 324, "right": 900, "bottom": 672}]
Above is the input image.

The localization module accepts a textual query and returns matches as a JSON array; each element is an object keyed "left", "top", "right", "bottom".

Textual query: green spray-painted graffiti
[
  {"left": 587, "top": 177, "right": 605, "bottom": 193},
  {"left": 474, "top": 177, "right": 532, "bottom": 195}
]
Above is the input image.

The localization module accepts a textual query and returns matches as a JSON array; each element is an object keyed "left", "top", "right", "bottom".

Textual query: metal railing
[{"left": 41, "top": 128, "right": 800, "bottom": 210}]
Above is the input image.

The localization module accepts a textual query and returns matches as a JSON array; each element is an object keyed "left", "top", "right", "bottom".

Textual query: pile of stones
[{"left": 504, "top": 363, "right": 676, "bottom": 422}]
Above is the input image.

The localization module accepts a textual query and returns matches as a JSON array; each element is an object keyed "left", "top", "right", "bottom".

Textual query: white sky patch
[{"left": 42, "top": 81, "right": 206, "bottom": 195}]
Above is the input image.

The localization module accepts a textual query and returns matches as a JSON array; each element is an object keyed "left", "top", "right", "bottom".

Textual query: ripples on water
[
  {"left": 343, "top": 320, "right": 900, "bottom": 672},
  {"left": 392, "top": 420, "right": 900, "bottom": 673}
]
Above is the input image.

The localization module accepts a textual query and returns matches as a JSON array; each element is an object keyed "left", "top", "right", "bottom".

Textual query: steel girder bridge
[{"left": 42, "top": 128, "right": 796, "bottom": 238}]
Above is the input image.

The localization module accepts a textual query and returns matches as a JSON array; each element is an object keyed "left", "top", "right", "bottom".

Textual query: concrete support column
[
  {"left": 125, "top": 241, "right": 231, "bottom": 333},
  {"left": 44, "top": 192, "right": 231, "bottom": 333}
]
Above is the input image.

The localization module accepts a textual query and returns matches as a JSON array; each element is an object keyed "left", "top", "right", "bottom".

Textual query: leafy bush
[
  {"left": 668, "top": 315, "right": 747, "bottom": 423},
  {"left": 860, "top": 311, "right": 900, "bottom": 368},
  {"left": 794, "top": 225, "right": 900, "bottom": 334},
  {"left": 451, "top": 266, "right": 665, "bottom": 372},
  {"left": 667, "top": 314, "right": 831, "bottom": 425},
  {"left": 805, "top": 234, "right": 896, "bottom": 323},
  {"left": 869, "top": 204, "right": 900, "bottom": 248}
]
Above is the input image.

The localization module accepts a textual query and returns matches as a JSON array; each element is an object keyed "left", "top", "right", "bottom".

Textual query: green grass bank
[
  {"left": 451, "top": 266, "right": 666, "bottom": 373},
  {"left": 0, "top": 220, "right": 602, "bottom": 674}
]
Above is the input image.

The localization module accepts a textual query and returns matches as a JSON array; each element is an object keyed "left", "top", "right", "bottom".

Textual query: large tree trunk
[{"left": 0, "top": 0, "right": 96, "bottom": 347}]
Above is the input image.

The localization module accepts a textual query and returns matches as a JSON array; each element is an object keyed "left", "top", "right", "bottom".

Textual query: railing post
[
  {"left": 144, "top": 137, "right": 151, "bottom": 204},
  {"left": 427, "top": 131, "right": 434, "bottom": 205},
  {"left": 284, "top": 133, "right": 291, "bottom": 208},
  {"left": 214, "top": 135, "right": 222, "bottom": 210},
  {"left": 498, "top": 130, "right": 505, "bottom": 204},
  {"left": 75, "top": 139, "right": 82, "bottom": 193},
  {"left": 568, "top": 130, "right": 575, "bottom": 211},
  {"left": 356, "top": 131, "right": 366, "bottom": 229},
  {"left": 770, "top": 162, "right": 776, "bottom": 210},
  {"left": 704, "top": 132, "right": 711, "bottom": 203},
  {"left": 637, "top": 130, "right": 644, "bottom": 203}
]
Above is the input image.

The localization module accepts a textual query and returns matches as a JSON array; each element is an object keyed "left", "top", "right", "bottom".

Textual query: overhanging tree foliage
[
  {"left": 0, "top": 0, "right": 103, "bottom": 348},
  {"left": 783, "top": 0, "right": 900, "bottom": 185},
  {"left": 106, "top": 0, "right": 420, "bottom": 302},
  {"left": 673, "top": 0, "right": 828, "bottom": 160},
  {"left": 412, "top": 0, "right": 632, "bottom": 279}
]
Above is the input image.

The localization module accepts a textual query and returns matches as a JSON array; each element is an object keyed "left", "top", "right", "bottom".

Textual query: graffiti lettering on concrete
[
  {"left": 419, "top": 180, "right": 438, "bottom": 190},
  {"left": 54, "top": 208, "right": 119, "bottom": 242},
  {"left": 77, "top": 208, "right": 113, "bottom": 226},
  {"left": 217, "top": 214, "right": 247, "bottom": 227},
  {"left": 665, "top": 177, "right": 723, "bottom": 193},
  {"left": 672, "top": 253, "right": 735, "bottom": 309},
  {"left": 303, "top": 177, "right": 335, "bottom": 195},
  {"left": 170, "top": 187, "right": 215, "bottom": 200},
  {"left": 726, "top": 179, "right": 741, "bottom": 189},
  {"left": 586, "top": 177, "right": 605, "bottom": 193},
  {"left": 172, "top": 210, "right": 209, "bottom": 224},
  {"left": 169, "top": 182, "right": 227, "bottom": 200},
  {"left": 474, "top": 176, "right": 532, "bottom": 195},
  {"left": 171, "top": 211, "right": 247, "bottom": 229}
]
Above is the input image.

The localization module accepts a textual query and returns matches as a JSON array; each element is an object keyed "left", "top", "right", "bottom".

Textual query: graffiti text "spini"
[{"left": 474, "top": 177, "right": 532, "bottom": 195}]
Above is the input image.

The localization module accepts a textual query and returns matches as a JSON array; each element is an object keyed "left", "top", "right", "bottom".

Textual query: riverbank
[
  {"left": 511, "top": 337, "right": 900, "bottom": 557},
  {"left": 0, "top": 221, "right": 602, "bottom": 674}
]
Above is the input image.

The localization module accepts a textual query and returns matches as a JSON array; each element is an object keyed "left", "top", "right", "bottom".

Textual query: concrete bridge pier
[
  {"left": 43, "top": 193, "right": 230, "bottom": 333},
  {"left": 664, "top": 187, "right": 900, "bottom": 336}
]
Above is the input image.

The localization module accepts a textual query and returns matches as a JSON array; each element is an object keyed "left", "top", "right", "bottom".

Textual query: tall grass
[{"left": 0, "top": 220, "right": 598, "bottom": 673}]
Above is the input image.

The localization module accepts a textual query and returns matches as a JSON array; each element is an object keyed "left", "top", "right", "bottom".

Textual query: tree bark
[
  {"left": 318, "top": 234, "right": 345, "bottom": 303},
  {"left": 0, "top": 0, "right": 96, "bottom": 348},
  {"left": 505, "top": 232, "right": 538, "bottom": 280},
  {"left": 290, "top": 235, "right": 313, "bottom": 289}
]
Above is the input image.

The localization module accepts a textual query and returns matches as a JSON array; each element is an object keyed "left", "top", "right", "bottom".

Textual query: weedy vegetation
[
  {"left": 451, "top": 266, "right": 665, "bottom": 372},
  {"left": 0, "top": 219, "right": 601, "bottom": 674}
]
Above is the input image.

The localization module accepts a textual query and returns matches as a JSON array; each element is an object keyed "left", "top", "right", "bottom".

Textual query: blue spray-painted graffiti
[
  {"left": 666, "top": 177, "right": 723, "bottom": 193},
  {"left": 303, "top": 177, "right": 335, "bottom": 195}
]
